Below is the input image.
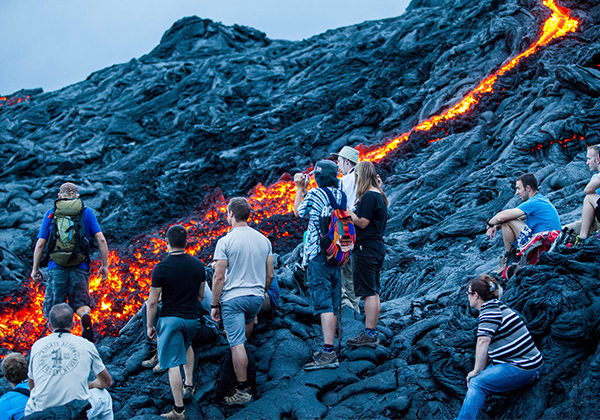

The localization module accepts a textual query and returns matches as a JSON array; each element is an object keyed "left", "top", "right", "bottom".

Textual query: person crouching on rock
[
  {"left": 147, "top": 225, "right": 205, "bottom": 419},
  {"left": 486, "top": 173, "right": 561, "bottom": 272},
  {"left": 346, "top": 161, "right": 388, "bottom": 348},
  {"left": 457, "top": 275, "right": 543, "bottom": 420},
  {"left": 294, "top": 160, "right": 346, "bottom": 370}
]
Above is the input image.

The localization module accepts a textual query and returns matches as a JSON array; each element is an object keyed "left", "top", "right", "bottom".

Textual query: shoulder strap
[
  {"left": 321, "top": 188, "right": 347, "bottom": 211},
  {"left": 10, "top": 387, "right": 30, "bottom": 397}
]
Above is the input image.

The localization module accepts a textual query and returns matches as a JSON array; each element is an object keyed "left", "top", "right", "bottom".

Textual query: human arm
[
  {"left": 486, "top": 208, "right": 526, "bottom": 238},
  {"left": 93, "top": 232, "right": 109, "bottom": 281},
  {"left": 347, "top": 209, "right": 370, "bottom": 229},
  {"left": 265, "top": 255, "right": 274, "bottom": 291},
  {"left": 88, "top": 369, "right": 113, "bottom": 389},
  {"left": 211, "top": 259, "right": 228, "bottom": 322},
  {"left": 293, "top": 173, "right": 310, "bottom": 217},
  {"left": 31, "top": 238, "right": 47, "bottom": 280},
  {"left": 146, "top": 287, "right": 161, "bottom": 341},
  {"left": 466, "top": 336, "right": 492, "bottom": 385},
  {"left": 28, "top": 378, "right": 34, "bottom": 391},
  {"left": 584, "top": 176, "right": 600, "bottom": 195}
]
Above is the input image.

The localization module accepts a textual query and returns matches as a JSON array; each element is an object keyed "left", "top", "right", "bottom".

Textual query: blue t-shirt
[
  {"left": 0, "top": 382, "right": 29, "bottom": 420},
  {"left": 590, "top": 173, "right": 600, "bottom": 195},
  {"left": 37, "top": 207, "right": 102, "bottom": 270},
  {"left": 517, "top": 193, "right": 561, "bottom": 233}
]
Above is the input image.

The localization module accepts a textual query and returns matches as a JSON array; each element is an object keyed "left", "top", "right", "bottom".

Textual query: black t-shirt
[
  {"left": 355, "top": 191, "right": 387, "bottom": 244},
  {"left": 151, "top": 253, "right": 205, "bottom": 319}
]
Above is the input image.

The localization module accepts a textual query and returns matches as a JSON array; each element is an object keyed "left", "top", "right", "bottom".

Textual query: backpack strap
[
  {"left": 10, "top": 387, "right": 30, "bottom": 397},
  {"left": 321, "top": 187, "right": 347, "bottom": 211}
]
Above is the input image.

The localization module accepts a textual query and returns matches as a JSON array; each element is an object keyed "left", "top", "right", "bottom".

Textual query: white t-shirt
[
  {"left": 339, "top": 168, "right": 357, "bottom": 211},
  {"left": 25, "top": 332, "right": 106, "bottom": 415},
  {"left": 213, "top": 226, "right": 273, "bottom": 302}
]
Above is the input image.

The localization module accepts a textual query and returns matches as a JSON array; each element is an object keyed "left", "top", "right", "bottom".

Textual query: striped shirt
[
  {"left": 297, "top": 187, "right": 345, "bottom": 267},
  {"left": 477, "top": 299, "right": 543, "bottom": 370}
]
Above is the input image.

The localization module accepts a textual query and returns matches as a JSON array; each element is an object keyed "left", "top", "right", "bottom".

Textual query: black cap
[{"left": 314, "top": 160, "right": 339, "bottom": 188}]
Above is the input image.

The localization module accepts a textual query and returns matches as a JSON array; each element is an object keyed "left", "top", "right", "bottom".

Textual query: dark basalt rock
[{"left": 2, "top": 0, "right": 600, "bottom": 418}]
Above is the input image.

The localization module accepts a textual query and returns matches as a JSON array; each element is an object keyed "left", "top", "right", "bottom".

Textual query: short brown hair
[
  {"left": 516, "top": 173, "right": 538, "bottom": 192},
  {"left": 228, "top": 198, "right": 251, "bottom": 222},
  {"left": 469, "top": 275, "right": 502, "bottom": 301},
  {"left": 2, "top": 353, "right": 28, "bottom": 384}
]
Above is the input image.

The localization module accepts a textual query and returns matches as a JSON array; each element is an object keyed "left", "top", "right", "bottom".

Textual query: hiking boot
[
  {"left": 346, "top": 331, "right": 379, "bottom": 348},
  {"left": 223, "top": 388, "right": 252, "bottom": 405},
  {"left": 161, "top": 408, "right": 186, "bottom": 419},
  {"left": 142, "top": 351, "right": 158, "bottom": 368},
  {"left": 153, "top": 362, "right": 167, "bottom": 374},
  {"left": 573, "top": 235, "right": 584, "bottom": 249},
  {"left": 81, "top": 313, "right": 94, "bottom": 343},
  {"left": 304, "top": 350, "right": 339, "bottom": 371},
  {"left": 183, "top": 384, "right": 195, "bottom": 401}
]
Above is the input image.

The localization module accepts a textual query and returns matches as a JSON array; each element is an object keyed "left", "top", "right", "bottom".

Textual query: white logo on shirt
[{"left": 38, "top": 341, "right": 80, "bottom": 376}]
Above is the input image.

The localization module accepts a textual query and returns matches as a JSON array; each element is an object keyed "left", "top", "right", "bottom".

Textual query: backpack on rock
[
  {"left": 44, "top": 198, "right": 90, "bottom": 267},
  {"left": 319, "top": 187, "right": 356, "bottom": 266}
]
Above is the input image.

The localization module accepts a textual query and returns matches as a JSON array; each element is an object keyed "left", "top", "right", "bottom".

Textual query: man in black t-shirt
[{"left": 147, "top": 225, "right": 205, "bottom": 420}]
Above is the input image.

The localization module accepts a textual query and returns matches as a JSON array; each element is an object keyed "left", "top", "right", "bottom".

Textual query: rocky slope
[{"left": 1, "top": 0, "right": 600, "bottom": 418}]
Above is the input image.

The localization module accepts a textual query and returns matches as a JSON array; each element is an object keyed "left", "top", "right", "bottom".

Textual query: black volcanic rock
[{"left": 2, "top": 0, "right": 600, "bottom": 418}]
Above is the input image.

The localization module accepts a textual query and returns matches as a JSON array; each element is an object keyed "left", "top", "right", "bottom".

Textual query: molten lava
[
  {"left": 0, "top": 0, "right": 580, "bottom": 353},
  {"left": 0, "top": 95, "right": 29, "bottom": 107}
]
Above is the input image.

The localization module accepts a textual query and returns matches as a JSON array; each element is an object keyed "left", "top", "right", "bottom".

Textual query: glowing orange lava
[
  {"left": 359, "top": 0, "right": 578, "bottom": 163},
  {"left": 0, "top": 95, "right": 29, "bottom": 107},
  {"left": 0, "top": 0, "right": 579, "bottom": 353}
]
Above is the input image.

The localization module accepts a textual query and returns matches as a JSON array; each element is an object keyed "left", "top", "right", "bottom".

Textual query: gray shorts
[
  {"left": 221, "top": 295, "right": 263, "bottom": 347},
  {"left": 43, "top": 267, "right": 91, "bottom": 317},
  {"left": 157, "top": 316, "right": 197, "bottom": 369}
]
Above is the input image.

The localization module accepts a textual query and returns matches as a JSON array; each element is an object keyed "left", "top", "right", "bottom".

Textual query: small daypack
[
  {"left": 44, "top": 198, "right": 90, "bottom": 267},
  {"left": 319, "top": 187, "right": 356, "bottom": 266},
  {"left": 214, "top": 349, "right": 257, "bottom": 402}
]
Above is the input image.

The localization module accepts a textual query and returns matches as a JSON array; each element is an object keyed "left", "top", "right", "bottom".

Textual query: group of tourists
[{"left": 2, "top": 144, "right": 598, "bottom": 419}]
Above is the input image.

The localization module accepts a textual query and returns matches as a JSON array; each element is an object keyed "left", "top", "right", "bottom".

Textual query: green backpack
[{"left": 45, "top": 198, "right": 90, "bottom": 267}]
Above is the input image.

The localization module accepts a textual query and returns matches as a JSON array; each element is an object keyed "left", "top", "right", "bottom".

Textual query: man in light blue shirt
[
  {"left": 578, "top": 145, "right": 600, "bottom": 239},
  {"left": 486, "top": 173, "right": 561, "bottom": 269}
]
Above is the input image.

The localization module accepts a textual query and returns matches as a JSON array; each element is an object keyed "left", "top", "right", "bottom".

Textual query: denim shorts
[
  {"left": 306, "top": 253, "right": 341, "bottom": 316},
  {"left": 221, "top": 295, "right": 263, "bottom": 347},
  {"left": 43, "top": 267, "right": 91, "bottom": 317},
  {"left": 157, "top": 316, "right": 197, "bottom": 369}
]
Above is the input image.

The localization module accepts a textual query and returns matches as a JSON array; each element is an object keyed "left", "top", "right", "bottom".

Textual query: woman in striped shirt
[{"left": 457, "top": 275, "right": 543, "bottom": 420}]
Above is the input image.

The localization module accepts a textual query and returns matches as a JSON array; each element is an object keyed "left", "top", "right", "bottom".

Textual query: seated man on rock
[
  {"left": 576, "top": 144, "right": 600, "bottom": 242},
  {"left": 486, "top": 173, "right": 561, "bottom": 269},
  {"left": 25, "top": 303, "right": 113, "bottom": 420}
]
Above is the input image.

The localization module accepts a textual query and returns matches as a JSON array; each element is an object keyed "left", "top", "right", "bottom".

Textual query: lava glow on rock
[
  {"left": 0, "top": 95, "right": 29, "bottom": 107},
  {"left": 0, "top": 0, "right": 579, "bottom": 353}
]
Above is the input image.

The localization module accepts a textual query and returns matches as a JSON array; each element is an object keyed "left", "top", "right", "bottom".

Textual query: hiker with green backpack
[
  {"left": 30, "top": 182, "right": 109, "bottom": 342},
  {"left": 294, "top": 160, "right": 356, "bottom": 371}
]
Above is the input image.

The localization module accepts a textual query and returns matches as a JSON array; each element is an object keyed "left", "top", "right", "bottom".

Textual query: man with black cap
[
  {"left": 31, "top": 182, "right": 109, "bottom": 343},
  {"left": 331, "top": 146, "right": 360, "bottom": 312},
  {"left": 294, "top": 160, "right": 346, "bottom": 370}
]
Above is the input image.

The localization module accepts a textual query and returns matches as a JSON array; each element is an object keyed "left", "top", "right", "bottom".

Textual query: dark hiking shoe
[
  {"left": 81, "top": 313, "right": 94, "bottom": 343},
  {"left": 183, "top": 384, "right": 195, "bottom": 401},
  {"left": 346, "top": 330, "right": 379, "bottom": 348},
  {"left": 304, "top": 350, "right": 339, "bottom": 371},
  {"left": 223, "top": 388, "right": 252, "bottom": 405}
]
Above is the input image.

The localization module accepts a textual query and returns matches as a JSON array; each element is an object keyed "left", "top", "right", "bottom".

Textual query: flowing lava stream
[{"left": 0, "top": 0, "right": 578, "bottom": 353}]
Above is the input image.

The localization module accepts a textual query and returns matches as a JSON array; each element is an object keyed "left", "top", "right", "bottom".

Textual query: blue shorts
[
  {"left": 221, "top": 295, "right": 263, "bottom": 347},
  {"left": 157, "top": 316, "right": 197, "bottom": 369},
  {"left": 306, "top": 253, "right": 341, "bottom": 316},
  {"left": 43, "top": 267, "right": 91, "bottom": 317},
  {"left": 266, "top": 276, "right": 280, "bottom": 309}
]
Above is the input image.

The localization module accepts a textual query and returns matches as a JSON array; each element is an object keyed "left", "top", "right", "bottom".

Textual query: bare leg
[
  {"left": 75, "top": 305, "right": 91, "bottom": 318},
  {"left": 245, "top": 321, "right": 254, "bottom": 339},
  {"left": 580, "top": 194, "right": 599, "bottom": 239},
  {"left": 501, "top": 220, "right": 525, "bottom": 252},
  {"left": 231, "top": 344, "right": 248, "bottom": 382},
  {"left": 364, "top": 295, "right": 381, "bottom": 330},
  {"left": 320, "top": 312, "right": 337, "bottom": 345},
  {"left": 168, "top": 366, "right": 184, "bottom": 407},
  {"left": 183, "top": 346, "right": 194, "bottom": 387}
]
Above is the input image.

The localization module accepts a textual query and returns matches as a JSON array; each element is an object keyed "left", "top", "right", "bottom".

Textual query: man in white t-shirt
[
  {"left": 211, "top": 197, "right": 274, "bottom": 405},
  {"left": 331, "top": 146, "right": 360, "bottom": 312},
  {"left": 25, "top": 303, "right": 113, "bottom": 419}
]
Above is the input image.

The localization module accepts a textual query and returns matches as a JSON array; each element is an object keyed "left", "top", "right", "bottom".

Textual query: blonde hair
[
  {"left": 355, "top": 162, "right": 388, "bottom": 207},
  {"left": 588, "top": 144, "right": 599, "bottom": 157}
]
